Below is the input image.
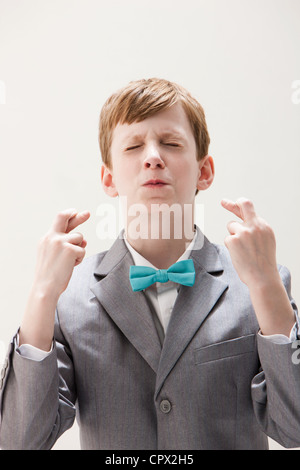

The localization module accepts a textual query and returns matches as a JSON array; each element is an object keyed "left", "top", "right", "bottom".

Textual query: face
[{"left": 101, "top": 102, "right": 214, "bottom": 212}]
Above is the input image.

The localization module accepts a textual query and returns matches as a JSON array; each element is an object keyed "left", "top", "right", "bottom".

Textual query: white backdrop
[{"left": 0, "top": 0, "right": 299, "bottom": 450}]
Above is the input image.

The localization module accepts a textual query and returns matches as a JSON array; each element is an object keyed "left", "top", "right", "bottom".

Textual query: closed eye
[
  {"left": 125, "top": 142, "right": 181, "bottom": 151},
  {"left": 125, "top": 145, "right": 141, "bottom": 151}
]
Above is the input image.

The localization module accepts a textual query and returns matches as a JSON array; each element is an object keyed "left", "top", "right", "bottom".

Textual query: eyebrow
[
  {"left": 160, "top": 131, "right": 187, "bottom": 140},
  {"left": 121, "top": 133, "right": 144, "bottom": 144}
]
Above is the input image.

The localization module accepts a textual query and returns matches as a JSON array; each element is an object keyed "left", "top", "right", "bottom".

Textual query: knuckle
[
  {"left": 252, "top": 219, "right": 269, "bottom": 234},
  {"left": 64, "top": 242, "right": 74, "bottom": 254},
  {"left": 68, "top": 232, "right": 84, "bottom": 245},
  {"left": 265, "top": 223, "right": 274, "bottom": 235},
  {"left": 76, "top": 249, "right": 86, "bottom": 263},
  {"left": 230, "top": 234, "right": 240, "bottom": 246},
  {"left": 241, "top": 228, "right": 253, "bottom": 240},
  {"left": 51, "top": 234, "right": 63, "bottom": 246},
  {"left": 39, "top": 232, "right": 55, "bottom": 246},
  {"left": 254, "top": 223, "right": 263, "bottom": 233},
  {"left": 238, "top": 197, "right": 253, "bottom": 210},
  {"left": 55, "top": 209, "right": 75, "bottom": 223},
  {"left": 75, "top": 232, "right": 84, "bottom": 241},
  {"left": 56, "top": 211, "right": 66, "bottom": 221},
  {"left": 237, "top": 196, "right": 251, "bottom": 205}
]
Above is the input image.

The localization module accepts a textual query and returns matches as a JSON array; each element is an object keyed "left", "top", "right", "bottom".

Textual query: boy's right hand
[
  {"left": 18, "top": 209, "right": 90, "bottom": 350},
  {"left": 33, "top": 208, "right": 90, "bottom": 299}
]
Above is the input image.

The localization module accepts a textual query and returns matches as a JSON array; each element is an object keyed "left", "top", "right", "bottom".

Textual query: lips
[{"left": 143, "top": 179, "right": 168, "bottom": 187}]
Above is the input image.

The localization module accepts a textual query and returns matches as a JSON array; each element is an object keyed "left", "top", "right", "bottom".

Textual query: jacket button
[{"left": 160, "top": 399, "right": 172, "bottom": 413}]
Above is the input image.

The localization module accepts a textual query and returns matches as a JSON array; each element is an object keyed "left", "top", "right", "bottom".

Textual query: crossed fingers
[{"left": 221, "top": 197, "right": 261, "bottom": 236}]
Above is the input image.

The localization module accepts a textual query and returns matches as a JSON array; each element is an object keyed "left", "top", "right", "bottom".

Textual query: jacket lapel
[
  {"left": 155, "top": 235, "right": 228, "bottom": 397},
  {"left": 90, "top": 235, "right": 162, "bottom": 374}
]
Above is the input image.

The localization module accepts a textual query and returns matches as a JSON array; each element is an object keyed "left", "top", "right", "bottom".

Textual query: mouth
[{"left": 142, "top": 179, "right": 169, "bottom": 188}]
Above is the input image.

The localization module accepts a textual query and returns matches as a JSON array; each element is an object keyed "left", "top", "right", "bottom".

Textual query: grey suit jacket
[{"left": 1, "top": 230, "right": 300, "bottom": 450}]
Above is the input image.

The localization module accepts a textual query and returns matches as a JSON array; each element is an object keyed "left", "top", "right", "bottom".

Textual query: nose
[{"left": 143, "top": 144, "right": 165, "bottom": 169}]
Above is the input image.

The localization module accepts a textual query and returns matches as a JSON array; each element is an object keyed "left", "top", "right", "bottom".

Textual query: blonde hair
[{"left": 98, "top": 78, "right": 210, "bottom": 170}]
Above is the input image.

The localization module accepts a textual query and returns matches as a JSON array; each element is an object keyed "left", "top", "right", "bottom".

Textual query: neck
[{"left": 125, "top": 218, "right": 195, "bottom": 269}]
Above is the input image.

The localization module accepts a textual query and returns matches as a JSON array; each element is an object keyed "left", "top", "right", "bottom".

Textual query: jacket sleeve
[
  {"left": 0, "top": 310, "right": 76, "bottom": 450},
  {"left": 251, "top": 265, "right": 300, "bottom": 448}
]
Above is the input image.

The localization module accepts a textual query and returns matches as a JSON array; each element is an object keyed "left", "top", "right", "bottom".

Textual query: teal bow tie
[{"left": 129, "top": 259, "right": 195, "bottom": 292}]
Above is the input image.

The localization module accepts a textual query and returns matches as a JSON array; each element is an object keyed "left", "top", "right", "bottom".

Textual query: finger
[
  {"left": 66, "top": 211, "right": 90, "bottom": 234},
  {"left": 80, "top": 239, "right": 87, "bottom": 249},
  {"left": 224, "top": 234, "right": 231, "bottom": 250},
  {"left": 227, "top": 220, "right": 243, "bottom": 235},
  {"left": 221, "top": 199, "right": 243, "bottom": 219},
  {"left": 64, "top": 243, "right": 86, "bottom": 262},
  {"left": 71, "top": 245, "right": 86, "bottom": 266},
  {"left": 235, "top": 197, "right": 257, "bottom": 223},
  {"left": 221, "top": 198, "right": 256, "bottom": 223},
  {"left": 52, "top": 208, "right": 78, "bottom": 233},
  {"left": 64, "top": 232, "right": 84, "bottom": 246},
  {"left": 65, "top": 233, "right": 87, "bottom": 249}
]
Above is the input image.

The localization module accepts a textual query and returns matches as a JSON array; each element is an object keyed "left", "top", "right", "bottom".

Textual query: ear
[
  {"left": 101, "top": 164, "right": 119, "bottom": 197},
  {"left": 196, "top": 155, "right": 215, "bottom": 191}
]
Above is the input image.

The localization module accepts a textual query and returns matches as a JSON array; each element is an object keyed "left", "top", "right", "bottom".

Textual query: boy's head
[
  {"left": 99, "top": 77, "right": 210, "bottom": 172},
  {"left": 99, "top": 78, "right": 214, "bottom": 220}
]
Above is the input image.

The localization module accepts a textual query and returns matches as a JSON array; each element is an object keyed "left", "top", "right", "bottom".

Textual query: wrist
[
  {"left": 30, "top": 279, "right": 61, "bottom": 304},
  {"left": 247, "top": 273, "right": 295, "bottom": 337},
  {"left": 19, "top": 284, "right": 59, "bottom": 351},
  {"left": 246, "top": 269, "right": 282, "bottom": 293}
]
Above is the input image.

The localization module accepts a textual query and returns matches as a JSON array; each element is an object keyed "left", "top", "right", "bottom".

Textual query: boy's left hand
[
  {"left": 221, "top": 197, "right": 295, "bottom": 337},
  {"left": 221, "top": 197, "right": 279, "bottom": 289}
]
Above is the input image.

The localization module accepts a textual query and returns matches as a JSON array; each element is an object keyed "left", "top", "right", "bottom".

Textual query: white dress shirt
[{"left": 17, "top": 227, "right": 297, "bottom": 360}]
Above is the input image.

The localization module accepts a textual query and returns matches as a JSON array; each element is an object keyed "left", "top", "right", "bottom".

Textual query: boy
[{"left": 0, "top": 78, "right": 300, "bottom": 450}]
